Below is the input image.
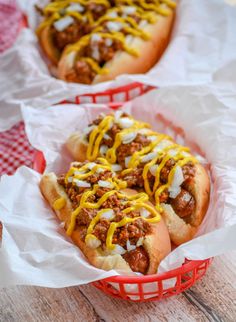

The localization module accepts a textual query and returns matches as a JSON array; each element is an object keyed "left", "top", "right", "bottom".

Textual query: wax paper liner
[
  {"left": 0, "top": 85, "right": 236, "bottom": 293},
  {"left": 1, "top": 0, "right": 236, "bottom": 130}
]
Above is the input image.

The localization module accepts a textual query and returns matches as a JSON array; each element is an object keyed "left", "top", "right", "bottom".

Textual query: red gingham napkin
[
  {"left": 0, "top": 0, "right": 22, "bottom": 53},
  {"left": 0, "top": 122, "right": 35, "bottom": 175}
]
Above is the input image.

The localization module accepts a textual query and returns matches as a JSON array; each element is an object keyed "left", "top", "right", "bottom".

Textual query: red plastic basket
[
  {"left": 33, "top": 150, "right": 211, "bottom": 302},
  {"left": 60, "top": 82, "right": 154, "bottom": 105}
]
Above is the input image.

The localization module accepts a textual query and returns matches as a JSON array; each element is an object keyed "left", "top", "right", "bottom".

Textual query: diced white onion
[
  {"left": 100, "top": 209, "right": 114, "bottom": 220},
  {"left": 168, "top": 149, "right": 178, "bottom": 157},
  {"left": 168, "top": 166, "right": 184, "bottom": 198},
  {"left": 98, "top": 180, "right": 114, "bottom": 188},
  {"left": 86, "top": 235, "right": 101, "bottom": 249},
  {"left": 126, "top": 240, "right": 136, "bottom": 251},
  {"left": 91, "top": 33, "right": 102, "bottom": 43},
  {"left": 125, "top": 156, "right": 131, "bottom": 168},
  {"left": 74, "top": 170, "right": 86, "bottom": 175},
  {"left": 53, "top": 16, "right": 74, "bottom": 32},
  {"left": 148, "top": 135, "right": 158, "bottom": 142},
  {"left": 153, "top": 140, "right": 173, "bottom": 153},
  {"left": 118, "top": 117, "right": 134, "bottom": 129},
  {"left": 182, "top": 193, "right": 192, "bottom": 203},
  {"left": 149, "top": 164, "right": 158, "bottom": 176},
  {"left": 139, "top": 19, "right": 148, "bottom": 28},
  {"left": 140, "top": 207, "right": 150, "bottom": 218},
  {"left": 91, "top": 46, "right": 100, "bottom": 61},
  {"left": 110, "top": 244, "right": 126, "bottom": 255},
  {"left": 111, "top": 164, "right": 122, "bottom": 172},
  {"left": 105, "top": 38, "right": 113, "bottom": 47},
  {"left": 139, "top": 128, "right": 151, "bottom": 135},
  {"left": 83, "top": 125, "right": 96, "bottom": 136},
  {"left": 122, "top": 6, "right": 136, "bottom": 14},
  {"left": 96, "top": 167, "right": 105, "bottom": 174},
  {"left": 59, "top": 221, "right": 65, "bottom": 228},
  {"left": 74, "top": 179, "right": 91, "bottom": 188},
  {"left": 181, "top": 151, "right": 191, "bottom": 157},
  {"left": 67, "top": 176, "right": 73, "bottom": 183},
  {"left": 100, "top": 145, "right": 108, "bottom": 156},
  {"left": 103, "top": 133, "right": 111, "bottom": 140},
  {"left": 87, "top": 162, "right": 97, "bottom": 170},
  {"left": 141, "top": 152, "right": 156, "bottom": 163},
  {"left": 106, "top": 21, "right": 123, "bottom": 32},
  {"left": 108, "top": 11, "right": 118, "bottom": 18},
  {"left": 114, "top": 110, "right": 124, "bottom": 120},
  {"left": 125, "top": 34, "right": 133, "bottom": 44},
  {"left": 66, "top": 3, "right": 84, "bottom": 12},
  {"left": 136, "top": 237, "right": 144, "bottom": 247},
  {"left": 122, "top": 132, "right": 137, "bottom": 144}
]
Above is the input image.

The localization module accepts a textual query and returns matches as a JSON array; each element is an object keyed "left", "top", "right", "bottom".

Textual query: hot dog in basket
[{"left": 36, "top": 0, "right": 176, "bottom": 84}]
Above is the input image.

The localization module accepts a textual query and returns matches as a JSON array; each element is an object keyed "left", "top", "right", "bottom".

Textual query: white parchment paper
[
  {"left": 0, "top": 85, "right": 236, "bottom": 289},
  {"left": 1, "top": 0, "right": 236, "bottom": 131}
]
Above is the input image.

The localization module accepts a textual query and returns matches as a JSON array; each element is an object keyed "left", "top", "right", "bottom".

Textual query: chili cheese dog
[
  {"left": 66, "top": 112, "right": 210, "bottom": 245},
  {"left": 36, "top": 0, "right": 176, "bottom": 83},
  {"left": 40, "top": 158, "right": 171, "bottom": 274}
]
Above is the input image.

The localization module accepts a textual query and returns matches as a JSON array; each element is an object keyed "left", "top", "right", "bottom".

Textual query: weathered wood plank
[
  {"left": 0, "top": 286, "right": 99, "bottom": 322},
  {"left": 0, "top": 252, "right": 235, "bottom": 322}
]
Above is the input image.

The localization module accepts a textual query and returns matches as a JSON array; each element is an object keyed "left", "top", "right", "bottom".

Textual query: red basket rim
[
  {"left": 102, "top": 259, "right": 211, "bottom": 283},
  {"left": 33, "top": 150, "right": 211, "bottom": 283}
]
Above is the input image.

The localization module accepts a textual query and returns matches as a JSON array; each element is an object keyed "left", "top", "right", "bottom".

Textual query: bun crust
[
  {"left": 40, "top": 173, "right": 171, "bottom": 274},
  {"left": 58, "top": 12, "right": 175, "bottom": 83},
  {"left": 38, "top": 26, "right": 60, "bottom": 66}
]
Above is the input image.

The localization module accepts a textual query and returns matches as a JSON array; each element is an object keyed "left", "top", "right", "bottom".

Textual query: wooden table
[{"left": 1, "top": 252, "right": 235, "bottom": 322}]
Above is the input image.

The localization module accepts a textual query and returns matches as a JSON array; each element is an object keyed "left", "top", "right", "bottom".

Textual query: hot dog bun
[
  {"left": 40, "top": 173, "right": 171, "bottom": 274},
  {"left": 38, "top": 25, "right": 60, "bottom": 66},
  {"left": 58, "top": 12, "right": 174, "bottom": 83}
]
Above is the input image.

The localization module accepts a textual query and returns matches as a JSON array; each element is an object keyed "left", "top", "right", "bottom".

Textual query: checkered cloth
[
  {"left": 0, "top": 122, "right": 35, "bottom": 175},
  {"left": 0, "top": 0, "right": 22, "bottom": 53}
]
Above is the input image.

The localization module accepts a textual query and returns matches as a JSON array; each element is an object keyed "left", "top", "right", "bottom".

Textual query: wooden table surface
[{"left": 1, "top": 251, "right": 235, "bottom": 322}]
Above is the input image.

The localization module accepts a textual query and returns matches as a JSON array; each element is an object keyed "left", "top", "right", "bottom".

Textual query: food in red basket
[
  {"left": 36, "top": 0, "right": 176, "bottom": 83},
  {"left": 66, "top": 112, "right": 211, "bottom": 245},
  {"left": 40, "top": 158, "right": 171, "bottom": 274}
]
